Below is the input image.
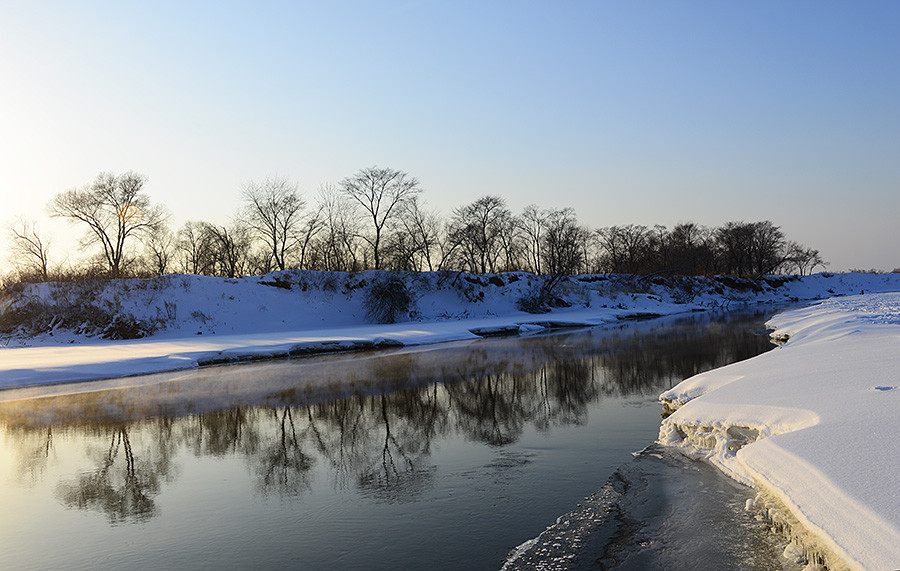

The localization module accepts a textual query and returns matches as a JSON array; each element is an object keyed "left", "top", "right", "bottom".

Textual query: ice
[{"left": 502, "top": 445, "right": 801, "bottom": 570}]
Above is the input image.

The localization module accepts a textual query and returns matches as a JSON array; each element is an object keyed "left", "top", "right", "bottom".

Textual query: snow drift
[{"left": 659, "top": 292, "right": 900, "bottom": 570}]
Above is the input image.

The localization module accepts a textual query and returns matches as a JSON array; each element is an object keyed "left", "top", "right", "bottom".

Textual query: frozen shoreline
[
  {"left": 501, "top": 445, "right": 797, "bottom": 570},
  {"left": 659, "top": 292, "right": 900, "bottom": 569},
  {"left": 0, "top": 307, "right": 642, "bottom": 389}
]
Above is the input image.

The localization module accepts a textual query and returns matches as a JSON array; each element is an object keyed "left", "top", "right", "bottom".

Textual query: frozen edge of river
[
  {"left": 659, "top": 293, "right": 900, "bottom": 570},
  {"left": 501, "top": 445, "right": 800, "bottom": 570}
]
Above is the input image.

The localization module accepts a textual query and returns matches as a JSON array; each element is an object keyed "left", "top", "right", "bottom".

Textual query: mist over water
[{"left": 0, "top": 309, "right": 786, "bottom": 570}]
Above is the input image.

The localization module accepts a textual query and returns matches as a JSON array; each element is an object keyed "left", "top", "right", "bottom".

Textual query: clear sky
[{"left": 1, "top": 1, "right": 898, "bottom": 272}]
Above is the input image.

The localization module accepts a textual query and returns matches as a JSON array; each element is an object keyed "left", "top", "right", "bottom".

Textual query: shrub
[
  {"left": 0, "top": 282, "right": 158, "bottom": 340},
  {"left": 100, "top": 314, "right": 157, "bottom": 340},
  {"left": 363, "top": 276, "right": 412, "bottom": 324},
  {"left": 516, "top": 294, "right": 550, "bottom": 314}
]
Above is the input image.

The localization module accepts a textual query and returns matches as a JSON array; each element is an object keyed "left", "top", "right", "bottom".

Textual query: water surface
[{"left": 0, "top": 309, "right": 782, "bottom": 570}]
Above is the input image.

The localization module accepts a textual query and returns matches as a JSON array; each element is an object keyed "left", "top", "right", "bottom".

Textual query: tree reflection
[
  {"left": 190, "top": 408, "right": 258, "bottom": 457},
  {"left": 356, "top": 394, "right": 437, "bottom": 502},
  {"left": 56, "top": 426, "right": 162, "bottom": 523},
  {"left": 305, "top": 397, "right": 370, "bottom": 491},
  {"left": 449, "top": 373, "right": 530, "bottom": 446},
  {"left": 5, "top": 426, "right": 54, "bottom": 484},
  {"left": 254, "top": 407, "right": 314, "bottom": 496}
]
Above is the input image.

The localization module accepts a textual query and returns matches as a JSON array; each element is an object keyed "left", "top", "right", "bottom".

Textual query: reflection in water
[
  {"left": 56, "top": 426, "right": 159, "bottom": 523},
  {"left": 0, "top": 309, "right": 781, "bottom": 568},
  {"left": 255, "top": 407, "right": 314, "bottom": 497}
]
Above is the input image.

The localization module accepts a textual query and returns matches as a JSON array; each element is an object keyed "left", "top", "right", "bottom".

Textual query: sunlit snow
[{"left": 660, "top": 292, "right": 900, "bottom": 570}]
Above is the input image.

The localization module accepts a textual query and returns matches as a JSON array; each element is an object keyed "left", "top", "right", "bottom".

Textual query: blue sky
[{"left": 2, "top": 1, "right": 898, "bottom": 271}]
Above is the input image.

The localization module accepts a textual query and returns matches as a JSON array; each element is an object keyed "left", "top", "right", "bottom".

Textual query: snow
[
  {"left": 0, "top": 311, "right": 616, "bottom": 387},
  {"left": 659, "top": 292, "right": 900, "bottom": 570},
  {"left": 3, "top": 270, "right": 900, "bottom": 567}
]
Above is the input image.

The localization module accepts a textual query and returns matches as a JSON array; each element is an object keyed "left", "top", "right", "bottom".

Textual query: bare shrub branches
[{"left": 7, "top": 219, "right": 51, "bottom": 281}]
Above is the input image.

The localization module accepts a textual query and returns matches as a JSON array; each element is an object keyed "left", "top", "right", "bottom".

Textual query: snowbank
[
  {"left": 1, "top": 270, "right": 899, "bottom": 390},
  {"left": 659, "top": 293, "right": 900, "bottom": 570}
]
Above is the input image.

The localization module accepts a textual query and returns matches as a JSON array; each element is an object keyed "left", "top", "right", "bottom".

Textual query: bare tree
[
  {"left": 668, "top": 222, "right": 714, "bottom": 275},
  {"left": 447, "top": 196, "right": 514, "bottom": 274},
  {"left": 519, "top": 205, "right": 549, "bottom": 274},
  {"left": 247, "top": 249, "right": 277, "bottom": 276},
  {"left": 748, "top": 221, "right": 787, "bottom": 276},
  {"left": 295, "top": 203, "right": 325, "bottom": 270},
  {"left": 646, "top": 225, "right": 670, "bottom": 272},
  {"left": 308, "top": 185, "right": 363, "bottom": 272},
  {"left": 49, "top": 171, "right": 168, "bottom": 277},
  {"left": 7, "top": 219, "right": 52, "bottom": 280},
  {"left": 596, "top": 225, "right": 651, "bottom": 274},
  {"left": 388, "top": 196, "right": 442, "bottom": 271},
  {"left": 784, "top": 242, "right": 827, "bottom": 276},
  {"left": 715, "top": 221, "right": 787, "bottom": 276},
  {"left": 201, "top": 222, "right": 252, "bottom": 278},
  {"left": 715, "top": 221, "right": 756, "bottom": 276},
  {"left": 435, "top": 218, "right": 462, "bottom": 272},
  {"left": 541, "top": 209, "right": 587, "bottom": 295},
  {"left": 242, "top": 177, "right": 305, "bottom": 271},
  {"left": 175, "top": 220, "right": 214, "bottom": 275},
  {"left": 497, "top": 213, "right": 524, "bottom": 271},
  {"left": 383, "top": 232, "right": 419, "bottom": 271},
  {"left": 340, "top": 167, "right": 421, "bottom": 270},
  {"left": 143, "top": 225, "right": 174, "bottom": 276}
]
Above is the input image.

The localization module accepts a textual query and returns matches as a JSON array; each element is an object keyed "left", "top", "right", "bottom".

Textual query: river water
[{"left": 0, "top": 308, "right": 792, "bottom": 570}]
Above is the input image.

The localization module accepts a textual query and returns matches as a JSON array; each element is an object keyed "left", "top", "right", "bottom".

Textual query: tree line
[{"left": 5, "top": 166, "right": 826, "bottom": 283}]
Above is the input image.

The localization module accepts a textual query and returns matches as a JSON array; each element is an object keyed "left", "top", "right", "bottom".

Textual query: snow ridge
[{"left": 659, "top": 292, "right": 900, "bottom": 570}]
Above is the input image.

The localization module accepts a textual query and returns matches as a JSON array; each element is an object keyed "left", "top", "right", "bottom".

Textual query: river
[{"left": 0, "top": 308, "right": 793, "bottom": 570}]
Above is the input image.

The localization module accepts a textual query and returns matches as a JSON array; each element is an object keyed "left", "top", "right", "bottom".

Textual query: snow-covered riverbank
[
  {"left": 2, "top": 271, "right": 900, "bottom": 389},
  {"left": 659, "top": 293, "right": 900, "bottom": 569}
]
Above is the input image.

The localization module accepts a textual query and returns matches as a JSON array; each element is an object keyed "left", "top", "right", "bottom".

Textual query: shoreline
[
  {"left": 0, "top": 306, "right": 679, "bottom": 391},
  {"left": 501, "top": 444, "right": 799, "bottom": 570},
  {"left": 659, "top": 292, "right": 900, "bottom": 570},
  {"left": 4, "top": 270, "right": 900, "bottom": 391}
]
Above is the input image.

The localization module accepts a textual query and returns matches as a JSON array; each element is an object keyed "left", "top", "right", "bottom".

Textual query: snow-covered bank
[
  {"left": 2, "top": 270, "right": 900, "bottom": 389},
  {"left": 659, "top": 293, "right": 900, "bottom": 570},
  {"left": 0, "top": 309, "right": 624, "bottom": 388}
]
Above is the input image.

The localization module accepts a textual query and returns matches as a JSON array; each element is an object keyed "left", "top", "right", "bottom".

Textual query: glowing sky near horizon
[{"left": 1, "top": 1, "right": 898, "bottom": 272}]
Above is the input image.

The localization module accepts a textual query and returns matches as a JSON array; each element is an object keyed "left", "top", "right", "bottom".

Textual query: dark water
[{"left": 0, "top": 309, "right": 784, "bottom": 570}]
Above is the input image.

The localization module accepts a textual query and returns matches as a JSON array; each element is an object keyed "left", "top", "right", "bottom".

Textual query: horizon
[{"left": 2, "top": 1, "right": 899, "bottom": 273}]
